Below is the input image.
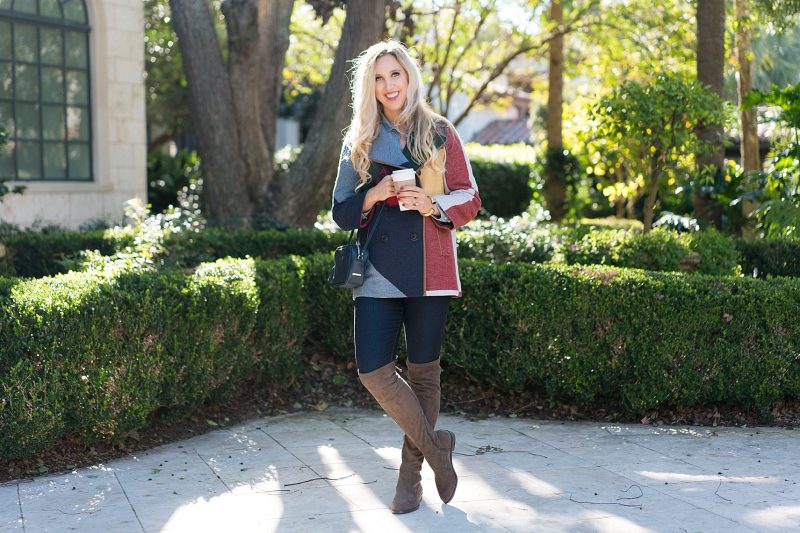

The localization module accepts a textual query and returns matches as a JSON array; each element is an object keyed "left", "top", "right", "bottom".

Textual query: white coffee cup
[{"left": 391, "top": 168, "right": 416, "bottom": 211}]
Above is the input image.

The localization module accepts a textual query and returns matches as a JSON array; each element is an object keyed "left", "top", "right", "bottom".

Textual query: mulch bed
[{"left": 2, "top": 352, "right": 797, "bottom": 484}]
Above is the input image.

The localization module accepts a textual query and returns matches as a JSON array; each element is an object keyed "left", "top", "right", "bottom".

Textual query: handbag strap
[{"left": 348, "top": 204, "right": 385, "bottom": 259}]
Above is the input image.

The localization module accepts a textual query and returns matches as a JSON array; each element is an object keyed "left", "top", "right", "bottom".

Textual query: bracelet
[{"left": 422, "top": 196, "right": 437, "bottom": 217}]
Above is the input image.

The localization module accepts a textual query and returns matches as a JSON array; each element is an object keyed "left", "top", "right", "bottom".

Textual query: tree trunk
[
  {"left": 171, "top": 0, "right": 383, "bottom": 228},
  {"left": 544, "top": 0, "right": 566, "bottom": 221},
  {"left": 735, "top": 0, "right": 760, "bottom": 173},
  {"left": 735, "top": 0, "right": 761, "bottom": 238},
  {"left": 222, "top": 0, "right": 279, "bottom": 209},
  {"left": 642, "top": 170, "right": 661, "bottom": 233},
  {"left": 695, "top": 0, "right": 726, "bottom": 228},
  {"left": 256, "top": 0, "right": 294, "bottom": 202},
  {"left": 169, "top": 0, "right": 253, "bottom": 227},
  {"left": 269, "top": 0, "right": 386, "bottom": 226}
]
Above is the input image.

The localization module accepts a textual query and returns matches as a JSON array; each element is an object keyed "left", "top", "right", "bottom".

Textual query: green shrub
[
  {"left": 562, "top": 229, "right": 628, "bottom": 266},
  {"left": 4, "top": 253, "right": 800, "bottom": 462},
  {"left": 685, "top": 229, "right": 742, "bottom": 276},
  {"left": 457, "top": 223, "right": 554, "bottom": 264},
  {"left": 574, "top": 217, "right": 644, "bottom": 232},
  {"left": 165, "top": 228, "right": 347, "bottom": 267},
  {"left": 3, "top": 230, "right": 128, "bottom": 277},
  {"left": 0, "top": 258, "right": 305, "bottom": 460},
  {"left": 147, "top": 149, "right": 203, "bottom": 214},
  {"left": 443, "top": 261, "right": 800, "bottom": 414},
  {"left": 616, "top": 229, "right": 688, "bottom": 271},
  {"left": 466, "top": 143, "right": 537, "bottom": 218},
  {"left": 563, "top": 227, "right": 741, "bottom": 276},
  {"left": 253, "top": 257, "right": 308, "bottom": 384},
  {"left": 302, "top": 253, "right": 354, "bottom": 360},
  {"left": 1, "top": 226, "right": 344, "bottom": 279},
  {"left": 736, "top": 237, "right": 800, "bottom": 278}
]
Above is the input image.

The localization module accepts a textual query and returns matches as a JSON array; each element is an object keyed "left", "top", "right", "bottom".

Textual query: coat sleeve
[
  {"left": 431, "top": 124, "right": 481, "bottom": 229},
  {"left": 331, "top": 144, "right": 371, "bottom": 231}
]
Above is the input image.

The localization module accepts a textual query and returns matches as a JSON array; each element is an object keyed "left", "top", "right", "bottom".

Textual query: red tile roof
[{"left": 470, "top": 118, "right": 531, "bottom": 145}]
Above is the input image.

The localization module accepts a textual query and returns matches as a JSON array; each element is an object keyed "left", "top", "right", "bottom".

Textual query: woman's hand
[
  {"left": 363, "top": 176, "right": 396, "bottom": 211},
  {"left": 396, "top": 185, "right": 438, "bottom": 215}
]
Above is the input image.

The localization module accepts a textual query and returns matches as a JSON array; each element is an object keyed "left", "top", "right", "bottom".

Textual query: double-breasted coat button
[
  {"left": 381, "top": 234, "right": 389, "bottom": 242},
  {"left": 410, "top": 232, "right": 419, "bottom": 242}
]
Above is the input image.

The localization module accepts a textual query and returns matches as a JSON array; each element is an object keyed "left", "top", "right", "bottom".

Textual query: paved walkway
[{"left": 1, "top": 407, "right": 799, "bottom": 532}]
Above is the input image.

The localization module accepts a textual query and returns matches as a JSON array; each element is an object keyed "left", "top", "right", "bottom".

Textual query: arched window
[{"left": 0, "top": 0, "right": 92, "bottom": 181}]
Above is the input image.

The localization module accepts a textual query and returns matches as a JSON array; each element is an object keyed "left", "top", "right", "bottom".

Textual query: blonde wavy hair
[{"left": 344, "top": 40, "right": 446, "bottom": 190}]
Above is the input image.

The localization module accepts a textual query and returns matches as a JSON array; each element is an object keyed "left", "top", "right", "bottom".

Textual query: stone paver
[{"left": 2, "top": 407, "right": 799, "bottom": 532}]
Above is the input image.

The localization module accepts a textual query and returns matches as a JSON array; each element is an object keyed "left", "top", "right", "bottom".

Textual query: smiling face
[{"left": 373, "top": 53, "right": 409, "bottom": 123}]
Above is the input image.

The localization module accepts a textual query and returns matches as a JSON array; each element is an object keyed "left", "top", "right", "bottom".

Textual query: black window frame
[{"left": 0, "top": 0, "right": 93, "bottom": 182}]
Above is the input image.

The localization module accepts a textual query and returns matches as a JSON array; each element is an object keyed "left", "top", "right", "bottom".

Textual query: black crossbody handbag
[{"left": 328, "top": 205, "right": 385, "bottom": 288}]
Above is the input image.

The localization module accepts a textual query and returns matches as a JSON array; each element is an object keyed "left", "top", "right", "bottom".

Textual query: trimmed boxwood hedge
[
  {"left": 2, "top": 229, "right": 127, "bottom": 278},
  {"left": 6, "top": 225, "right": 800, "bottom": 280},
  {"left": 3, "top": 255, "right": 800, "bottom": 461},
  {"left": 445, "top": 261, "right": 800, "bottom": 415},
  {"left": 736, "top": 238, "right": 800, "bottom": 278},
  {"left": 563, "top": 228, "right": 743, "bottom": 276},
  {"left": 0, "top": 257, "right": 306, "bottom": 461}
]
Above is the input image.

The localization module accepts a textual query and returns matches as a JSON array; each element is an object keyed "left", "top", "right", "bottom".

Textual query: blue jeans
[{"left": 354, "top": 296, "right": 451, "bottom": 373}]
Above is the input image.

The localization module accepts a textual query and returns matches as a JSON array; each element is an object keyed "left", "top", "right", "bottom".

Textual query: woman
[{"left": 331, "top": 40, "right": 481, "bottom": 514}]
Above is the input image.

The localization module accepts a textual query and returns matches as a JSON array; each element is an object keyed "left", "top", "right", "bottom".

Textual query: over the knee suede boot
[
  {"left": 391, "top": 359, "right": 442, "bottom": 514},
  {"left": 359, "top": 361, "right": 457, "bottom": 506}
]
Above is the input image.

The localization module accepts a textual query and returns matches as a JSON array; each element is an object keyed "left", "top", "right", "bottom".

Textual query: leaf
[{"left": 206, "top": 419, "right": 219, "bottom": 427}]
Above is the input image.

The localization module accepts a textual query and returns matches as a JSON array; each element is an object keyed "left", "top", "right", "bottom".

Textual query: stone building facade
[{"left": 0, "top": 0, "right": 146, "bottom": 228}]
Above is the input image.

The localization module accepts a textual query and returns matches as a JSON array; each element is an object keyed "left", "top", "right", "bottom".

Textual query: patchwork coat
[{"left": 332, "top": 116, "right": 481, "bottom": 298}]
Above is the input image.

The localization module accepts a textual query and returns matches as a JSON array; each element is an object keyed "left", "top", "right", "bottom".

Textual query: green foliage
[
  {"left": 302, "top": 253, "right": 354, "bottom": 360},
  {"left": 77, "top": 193, "right": 205, "bottom": 275},
  {"left": 465, "top": 143, "right": 538, "bottom": 217},
  {"left": 0, "top": 126, "right": 25, "bottom": 202},
  {"left": 615, "top": 229, "right": 689, "bottom": 271},
  {"left": 743, "top": 83, "right": 800, "bottom": 238},
  {"left": 564, "top": 227, "right": 741, "bottom": 276},
  {"left": 684, "top": 229, "right": 743, "bottom": 276},
  {"left": 541, "top": 146, "right": 590, "bottom": 219},
  {"left": 587, "top": 73, "right": 731, "bottom": 229},
  {"left": 2, "top": 229, "right": 128, "bottom": 278},
  {"left": 737, "top": 238, "right": 800, "bottom": 278},
  {"left": 563, "top": 229, "right": 628, "bottom": 266},
  {"left": 444, "top": 261, "right": 800, "bottom": 414},
  {"left": 5, "top": 243, "right": 800, "bottom": 460},
  {"left": 0, "top": 257, "right": 305, "bottom": 460},
  {"left": 147, "top": 149, "right": 203, "bottom": 214},
  {"left": 753, "top": 0, "right": 800, "bottom": 30},
  {"left": 164, "top": 227, "right": 347, "bottom": 268},
  {"left": 144, "top": 0, "right": 192, "bottom": 141},
  {"left": 457, "top": 222, "right": 554, "bottom": 264}
]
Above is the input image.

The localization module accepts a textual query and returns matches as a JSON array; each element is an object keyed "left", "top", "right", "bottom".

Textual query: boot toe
[
  {"left": 391, "top": 485, "right": 422, "bottom": 514},
  {"left": 433, "top": 430, "right": 458, "bottom": 503}
]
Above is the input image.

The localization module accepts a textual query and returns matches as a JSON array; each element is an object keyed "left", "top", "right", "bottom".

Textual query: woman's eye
[
  {"left": 392, "top": 72, "right": 400, "bottom": 78},
  {"left": 375, "top": 76, "right": 383, "bottom": 82}
]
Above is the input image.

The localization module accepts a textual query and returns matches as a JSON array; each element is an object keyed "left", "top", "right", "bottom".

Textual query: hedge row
[
  {"left": 1, "top": 229, "right": 127, "bottom": 278},
  {"left": 9, "top": 225, "right": 800, "bottom": 280},
  {"left": 0, "top": 257, "right": 305, "bottom": 461},
  {"left": 303, "top": 253, "right": 800, "bottom": 415},
  {"left": 562, "top": 228, "right": 743, "bottom": 276},
  {"left": 3, "top": 255, "right": 800, "bottom": 461},
  {"left": 736, "top": 238, "right": 800, "bottom": 278},
  {"left": 0, "top": 228, "right": 346, "bottom": 278}
]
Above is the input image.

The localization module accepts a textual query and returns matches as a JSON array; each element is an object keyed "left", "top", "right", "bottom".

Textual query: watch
[{"left": 422, "top": 196, "right": 437, "bottom": 217}]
